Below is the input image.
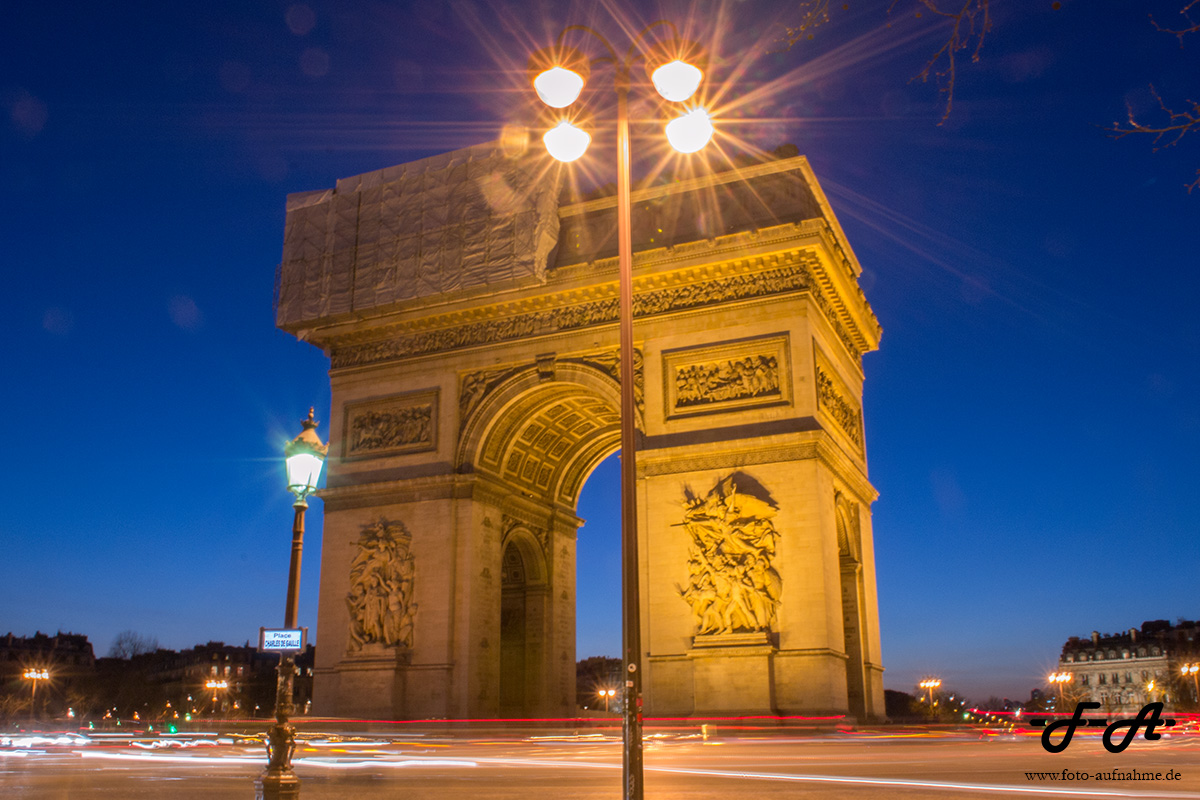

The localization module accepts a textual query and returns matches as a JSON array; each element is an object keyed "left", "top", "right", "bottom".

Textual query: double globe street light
[
  {"left": 257, "top": 409, "right": 327, "bottom": 800},
  {"left": 527, "top": 22, "right": 713, "bottom": 800}
]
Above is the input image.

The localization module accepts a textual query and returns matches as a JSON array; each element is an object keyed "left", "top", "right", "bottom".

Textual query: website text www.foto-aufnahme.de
[{"left": 1025, "top": 769, "right": 1182, "bottom": 782}]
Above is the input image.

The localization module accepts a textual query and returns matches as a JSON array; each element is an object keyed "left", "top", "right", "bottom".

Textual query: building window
[
  {"left": 1099, "top": 674, "right": 1107, "bottom": 685},
  {"left": 210, "top": 665, "right": 217, "bottom": 676}
]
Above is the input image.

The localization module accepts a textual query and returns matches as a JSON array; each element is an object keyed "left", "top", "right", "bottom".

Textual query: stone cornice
[{"left": 319, "top": 473, "right": 469, "bottom": 511}]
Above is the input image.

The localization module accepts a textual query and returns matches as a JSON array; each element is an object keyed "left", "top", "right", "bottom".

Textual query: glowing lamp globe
[
  {"left": 534, "top": 67, "right": 586, "bottom": 108},
  {"left": 651, "top": 59, "right": 703, "bottom": 102},
  {"left": 665, "top": 108, "right": 713, "bottom": 153},
  {"left": 285, "top": 408, "right": 327, "bottom": 500},
  {"left": 528, "top": 45, "right": 590, "bottom": 108},
  {"left": 544, "top": 121, "right": 591, "bottom": 162}
]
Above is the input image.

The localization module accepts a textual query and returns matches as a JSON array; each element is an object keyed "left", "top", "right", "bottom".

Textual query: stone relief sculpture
[
  {"left": 348, "top": 404, "right": 433, "bottom": 455},
  {"left": 566, "top": 349, "right": 644, "bottom": 412},
  {"left": 459, "top": 366, "right": 520, "bottom": 429},
  {"left": 676, "top": 476, "right": 782, "bottom": 635},
  {"left": 815, "top": 365, "right": 864, "bottom": 448},
  {"left": 347, "top": 519, "right": 417, "bottom": 652},
  {"left": 675, "top": 354, "right": 780, "bottom": 408}
]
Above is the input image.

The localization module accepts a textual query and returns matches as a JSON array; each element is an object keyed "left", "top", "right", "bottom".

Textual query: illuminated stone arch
[
  {"left": 278, "top": 141, "right": 885, "bottom": 721},
  {"left": 457, "top": 360, "right": 631, "bottom": 510}
]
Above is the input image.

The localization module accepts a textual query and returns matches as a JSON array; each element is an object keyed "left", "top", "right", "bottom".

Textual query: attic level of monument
[
  {"left": 277, "top": 139, "right": 887, "bottom": 722},
  {"left": 276, "top": 146, "right": 880, "bottom": 372}
]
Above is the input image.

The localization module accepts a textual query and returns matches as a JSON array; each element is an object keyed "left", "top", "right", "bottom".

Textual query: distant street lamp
[
  {"left": 1047, "top": 671, "right": 1072, "bottom": 710},
  {"left": 918, "top": 677, "right": 941, "bottom": 709},
  {"left": 527, "top": 24, "right": 711, "bottom": 800},
  {"left": 599, "top": 687, "right": 617, "bottom": 713},
  {"left": 23, "top": 668, "right": 49, "bottom": 720},
  {"left": 206, "top": 679, "right": 229, "bottom": 717},
  {"left": 1182, "top": 663, "right": 1199, "bottom": 706},
  {"left": 256, "top": 409, "right": 326, "bottom": 800}
]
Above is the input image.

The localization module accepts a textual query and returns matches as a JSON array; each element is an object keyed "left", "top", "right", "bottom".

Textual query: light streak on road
[
  {"left": 77, "top": 750, "right": 478, "bottom": 769},
  {"left": 293, "top": 758, "right": 477, "bottom": 769},
  {"left": 649, "top": 765, "right": 1200, "bottom": 799},
  {"left": 80, "top": 751, "right": 264, "bottom": 765}
]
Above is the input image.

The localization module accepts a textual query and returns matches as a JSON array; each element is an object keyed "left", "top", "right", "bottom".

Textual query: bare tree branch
[
  {"left": 780, "top": 0, "right": 1198, "bottom": 191},
  {"left": 783, "top": 1, "right": 836, "bottom": 45},
  {"left": 1151, "top": 0, "right": 1200, "bottom": 44},
  {"left": 1109, "top": 86, "right": 1200, "bottom": 191},
  {"left": 889, "top": 0, "right": 992, "bottom": 125},
  {"left": 779, "top": 2, "right": 992, "bottom": 123},
  {"left": 109, "top": 630, "right": 159, "bottom": 659}
]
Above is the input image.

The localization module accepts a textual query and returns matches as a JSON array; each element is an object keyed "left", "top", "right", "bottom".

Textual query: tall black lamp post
[
  {"left": 527, "top": 23, "right": 713, "bottom": 800},
  {"left": 256, "top": 409, "right": 326, "bottom": 800}
]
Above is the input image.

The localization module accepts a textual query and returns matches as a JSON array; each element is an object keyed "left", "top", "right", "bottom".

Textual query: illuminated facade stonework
[{"left": 277, "top": 141, "right": 885, "bottom": 721}]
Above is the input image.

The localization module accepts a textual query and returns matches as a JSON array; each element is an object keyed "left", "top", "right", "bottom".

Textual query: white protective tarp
[{"left": 276, "top": 141, "right": 562, "bottom": 329}]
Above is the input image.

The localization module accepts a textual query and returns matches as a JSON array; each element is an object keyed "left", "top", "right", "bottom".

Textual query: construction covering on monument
[{"left": 275, "top": 142, "right": 561, "bottom": 328}]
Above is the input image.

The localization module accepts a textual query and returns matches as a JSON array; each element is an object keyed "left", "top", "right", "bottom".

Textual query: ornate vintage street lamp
[
  {"left": 256, "top": 409, "right": 326, "bottom": 800},
  {"left": 527, "top": 23, "right": 712, "bottom": 800}
]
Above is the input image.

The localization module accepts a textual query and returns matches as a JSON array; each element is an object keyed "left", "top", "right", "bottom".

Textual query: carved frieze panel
[
  {"left": 663, "top": 335, "right": 790, "bottom": 419},
  {"left": 813, "top": 347, "right": 863, "bottom": 452},
  {"left": 676, "top": 474, "right": 782, "bottom": 635},
  {"left": 347, "top": 519, "right": 417, "bottom": 652},
  {"left": 329, "top": 259, "right": 834, "bottom": 369},
  {"left": 343, "top": 389, "right": 437, "bottom": 459}
]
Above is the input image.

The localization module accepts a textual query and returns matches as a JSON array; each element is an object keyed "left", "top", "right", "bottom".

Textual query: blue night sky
[{"left": 3, "top": 0, "right": 1197, "bottom": 703}]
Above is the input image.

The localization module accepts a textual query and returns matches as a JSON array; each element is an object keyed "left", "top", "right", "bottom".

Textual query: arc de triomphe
[{"left": 276, "top": 140, "right": 884, "bottom": 721}]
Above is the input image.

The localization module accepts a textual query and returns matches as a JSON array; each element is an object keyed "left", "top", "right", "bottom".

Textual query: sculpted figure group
[
  {"left": 349, "top": 405, "right": 432, "bottom": 454},
  {"left": 346, "top": 520, "right": 417, "bottom": 651},
  {"left": 675, "top": 354, "right": 779, "bottom": 408},
  {"left": 676, "top": 477, "right": 783, "bottom": 635}
]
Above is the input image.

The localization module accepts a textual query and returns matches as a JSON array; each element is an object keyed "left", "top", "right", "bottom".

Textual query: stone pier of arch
[{"left": 275, "top": 141, "right": 886, "bottom": 721}]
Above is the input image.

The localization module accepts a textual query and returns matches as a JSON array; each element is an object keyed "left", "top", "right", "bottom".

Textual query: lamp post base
[{"left": 256, "top": 769, "right": 300, "bottom": 800}]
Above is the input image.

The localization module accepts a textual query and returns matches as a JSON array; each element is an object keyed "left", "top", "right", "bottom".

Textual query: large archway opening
[
  {"left": 573, "top": 452, "right": 622, "bottom": 711},
  {"left": 464, "top": 364, "right": 631, "bottom": 718}
]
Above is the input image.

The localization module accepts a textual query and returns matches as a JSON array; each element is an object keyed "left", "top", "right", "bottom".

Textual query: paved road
[{"left": 3, "top": 726, "right": 1200, "bottom": 799}]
